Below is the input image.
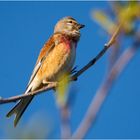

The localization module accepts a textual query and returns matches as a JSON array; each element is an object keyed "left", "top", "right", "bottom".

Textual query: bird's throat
[{"left": 61, "top": 35, "right": 77, "bottom": 51}]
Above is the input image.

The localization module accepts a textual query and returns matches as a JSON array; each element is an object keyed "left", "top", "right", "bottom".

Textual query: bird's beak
[{"left": 78, "top": 24, "right": 85, "bottom": 29}]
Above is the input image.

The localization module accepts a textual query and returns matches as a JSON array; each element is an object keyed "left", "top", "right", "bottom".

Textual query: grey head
[{"left": 54, "top": 16, "right": 85, "bottom": 41}]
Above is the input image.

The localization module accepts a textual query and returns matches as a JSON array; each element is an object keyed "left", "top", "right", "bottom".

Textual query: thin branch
[
  {"left": 71, "top": 24, "right": 121, "bottom": 81},
  {"left": 0, "top": 24, "right": 121, "bottom": 105},
  {"left": 0, "top": 82, "right": 57, "bottom": 104},
  {"left": 72, "top": 38, "right": 140, "bottom": 139}
]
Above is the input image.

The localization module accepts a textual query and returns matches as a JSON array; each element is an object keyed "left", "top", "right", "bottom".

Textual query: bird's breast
[{"left": 38, "top": 40, "right": 76, "bottom": 82}]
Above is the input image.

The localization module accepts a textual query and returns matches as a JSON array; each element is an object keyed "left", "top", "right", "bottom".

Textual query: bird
[{"left": 6, "top": 16, "right": 85, "bottom": 127}]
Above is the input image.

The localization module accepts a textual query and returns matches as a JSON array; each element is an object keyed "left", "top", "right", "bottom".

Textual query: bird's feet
[{"left": 71, "top": 66, "right": 78, "bottom": 74}]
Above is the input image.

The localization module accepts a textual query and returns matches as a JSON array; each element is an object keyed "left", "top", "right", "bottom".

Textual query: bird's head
[{"left": 54, "top": 16, "right": 85, "bottom": 41}]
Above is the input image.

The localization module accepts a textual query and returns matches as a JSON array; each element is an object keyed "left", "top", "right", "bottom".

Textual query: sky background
[{"left": 0, "top": 1, "right": 140, "bottom": 139}]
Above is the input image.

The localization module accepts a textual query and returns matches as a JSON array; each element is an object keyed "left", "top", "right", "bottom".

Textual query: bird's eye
[{"left": 68, "top": 21, "right": 73, "bottom": 23}]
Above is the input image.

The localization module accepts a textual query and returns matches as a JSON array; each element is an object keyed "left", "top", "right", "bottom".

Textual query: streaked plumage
[{"left": 6, "top": 16, "right": 84, "bottom": 126}]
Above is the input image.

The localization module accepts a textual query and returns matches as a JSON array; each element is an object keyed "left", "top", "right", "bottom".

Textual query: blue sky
[{"left": 0, "top": 1, "right": 140, "bottom": 139}]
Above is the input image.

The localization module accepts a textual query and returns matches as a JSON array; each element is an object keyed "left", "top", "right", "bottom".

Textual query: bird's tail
[{"left": 6, "top": 88, "right": 33, "bottom": 127}]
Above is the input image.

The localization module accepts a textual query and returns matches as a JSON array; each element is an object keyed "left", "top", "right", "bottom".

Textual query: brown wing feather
[{"left": 27, "top": 35, "right": 57, "bottom": 88}]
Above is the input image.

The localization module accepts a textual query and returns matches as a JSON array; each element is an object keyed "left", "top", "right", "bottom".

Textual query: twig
[
  {"left": 72, "top": 38, "right": 140, "bottom": 139},
  {"left": 0, "top": 24, "right": 121, "bottom": 105},
  {"left": 71, "top": 24, "right": 121, "bottom": 81},
  {"left": 0, "top": 82, "right": 57, "bottom": 104}
]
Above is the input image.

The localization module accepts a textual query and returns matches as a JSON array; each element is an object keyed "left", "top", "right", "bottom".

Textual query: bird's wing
[{"left": 26, "top": 36, "right": 57, "bottom": 89}]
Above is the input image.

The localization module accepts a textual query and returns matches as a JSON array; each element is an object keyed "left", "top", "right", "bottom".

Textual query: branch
[
  {"left": 0, "top": 24, "right": 121, "bottom": 105},
  {"left": 72, "top": 35, "right": 140, "bottom": 139},
  {"left": 0, "top": 82, "right": 57, "bottom": 104},
  {"left": 71, "top": 24, "right": 121, "bottom": 81}
]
